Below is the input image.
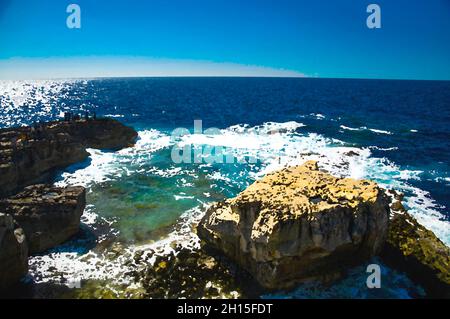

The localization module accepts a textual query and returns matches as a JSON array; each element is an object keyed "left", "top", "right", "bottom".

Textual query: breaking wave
[{"left": 29, "top": 120, "right": 449, "bottom": 295}]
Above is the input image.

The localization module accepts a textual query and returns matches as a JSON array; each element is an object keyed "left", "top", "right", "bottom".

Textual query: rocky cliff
[
  {"left": 0, "top": 118, "right": 137, "bottom": 290},
  {"left": 0, "top": 213, "right": 28, "bottom": 289},
  {"left": 381, "top": 193, "right": 450, "bottom": 298},
  {"left": 0, "top": 185, "right": 86, "bottom": 253},
  {"left": 197, "top": 161, "right": 390, "bottom": 289},
  {"left": 0, "top": 118, "right": 137, "bottom": 197}
]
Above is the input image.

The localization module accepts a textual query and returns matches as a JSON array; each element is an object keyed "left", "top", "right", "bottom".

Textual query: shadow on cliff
[
  {"left": 50, "top": 157, "right": 93, "bottom": 184},
  {"left": 32, "top": 224, "right": 97, "bottom": 256},
  {"left": 0, "top": 280, "right": 79, "bottom": 299}
]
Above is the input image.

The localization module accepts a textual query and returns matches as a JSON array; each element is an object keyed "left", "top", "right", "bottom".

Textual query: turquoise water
[{"left": 1, "top": 77, "right": 449, "bottom": 298}]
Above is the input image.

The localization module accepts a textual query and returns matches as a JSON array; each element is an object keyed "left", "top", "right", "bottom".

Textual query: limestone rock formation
[
  {"left": 0, "top": 185, "right": 86, "bottom": 253},
  {"left": 0, "top": 213, "right": 28, "bottom": 290},
  {"left": 197, "top": 161, "right": 390, "bottom": 289},
  {"left": 381, "top": 194, "right": 450, "bottom": 298},
  {"left": 0, "top": 118, "right": 137, "bottom": 197},
  {"left": 0, "top": 118, "right": 136, "bottom": 289}
]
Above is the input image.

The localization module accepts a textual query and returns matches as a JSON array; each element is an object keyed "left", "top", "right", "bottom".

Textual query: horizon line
[
  {"left": 1, "top": 75, "right": 449, "bottom": 83},
  {"left": 0, "top": 56, "right": 306, "bottom": 81},
  {"left": 0, "top": 56, "right": 448, "bottom": 82}
]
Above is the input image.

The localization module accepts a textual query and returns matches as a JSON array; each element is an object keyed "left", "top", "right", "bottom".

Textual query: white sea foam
[
  {"left": 435, "top": 177, "right": 450, "bottom": 184},
  {"left": 369, "top": 128, "right": 393, "bottom": 135},
  {"left": 182, "top": 121, "right": 448, "bottom": 245},
  {"left": 55, "top": 149, "right": 117, "bottom": 187},
  {"left": 175, "top": 121, "right": 447, "bottom": 246},
  {"left": 340, "top": 125, "right": 361, "bottom": 131},
  {"left": 340, "top": 125, "right": 393, "bottom": 135},
  {"left": 32, "top": 120, "right": 449, "bottom": 292},
  {"left": 174, "top": 194, "right": 195, "bottom": 200},
  {"left": 104, "top": 114, "right": 125, "bottom": 118},
  {"left": 56, "top": 129, "right": 172, "bottom": 188},
  {"left": 28, "top": 204, "right": 205, "bottom": 290},
  {"left": 369, "top": 146, "right": 399, "bottom": 151},
  {"left": 310, "top": 113, "right": 326, "bottom": 120}
]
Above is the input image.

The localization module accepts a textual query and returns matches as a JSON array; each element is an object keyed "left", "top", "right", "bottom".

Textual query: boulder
[
  {"left": 381, "top": 197, "right": 450, "bottom": 298},
  {"left": 0, "top": 185, "right": 86, "bottom": 253},
  {"left": 0, "top": 213, "right": 28, "bottom": 290},
  {"left": 197, "top": 161, "right": 390, "bottom": 289},
  {"left": 0, "top": 118, "right": 137, "bottom": 197}
]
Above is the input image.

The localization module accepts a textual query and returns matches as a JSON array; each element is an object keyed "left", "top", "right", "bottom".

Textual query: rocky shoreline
[
  {"left": 197, "top": 161, "right": 450, "bottom": 298},
  {"left": 0, "top": 118, "right": 137, "bottom": 197},
  {"left": 0, "top": 118, "right": 137, "bottom": 291},
  {"left": 0, "top": 118, "right": 448, "bottom": 299},
  {"left": 382, "top": 191, "right": 450, "bottom": 298},
  {"left": 198, "top": 161, "right": 390, "bottom": 290},
  {"left": 0, "top": 185, "right": 86, "bottom": 254}
]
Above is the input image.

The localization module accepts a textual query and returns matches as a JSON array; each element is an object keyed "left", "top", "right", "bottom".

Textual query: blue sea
[{"left": 1, "top": 77, "right": 449, "bottom": 298}]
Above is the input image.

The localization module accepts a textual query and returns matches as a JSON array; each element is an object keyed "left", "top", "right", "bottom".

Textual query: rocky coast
[
  {"left": 382, "top": 191, "right": 450, "bottom": 298},
  {"left": 197, "top": 161, "right": 450, "bottom": 297},
  {"left": 0, "top": 118, "right": 448, "bottom": 299},
  {"left": 0, "top": 118, "right": 137, "bottom": 291},
  {"left": 0, "top": 118, "right": 137, "bottom": 197},
  {"left": 197, "top": 161, "right": 390, "bottom": 290}
]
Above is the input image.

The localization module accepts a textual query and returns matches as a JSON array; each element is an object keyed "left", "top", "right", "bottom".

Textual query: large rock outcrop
[
  {"left": 0, "top": 118, "right": 136, "bottom": 291},
  {"left": 0, "top": 185, "right": 86, "bottom": 253},
  {"left": 381, "top": 194, "right": 450, "bottom": 298},
  {"left": 197, "top": 161, "right": 390, "bottom": 290},
  {"left": 0, "top": 118, "right": 137, "bottom": 197},
  {"left": 0, "top": 213, "right": 28, "bottom": 290}
]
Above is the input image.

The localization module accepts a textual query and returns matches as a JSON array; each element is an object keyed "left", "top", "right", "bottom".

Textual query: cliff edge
[{"left": 0, "top": 118, "right": 137, "bottom": 197}]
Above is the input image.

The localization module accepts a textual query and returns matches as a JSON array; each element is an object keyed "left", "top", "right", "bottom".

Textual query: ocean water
[{"left": 0, "top": 77, "right": 449, "bottom": 298}]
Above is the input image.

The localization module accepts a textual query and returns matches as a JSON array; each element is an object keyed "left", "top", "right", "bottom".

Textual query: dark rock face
[
  {"left": 0, "top": 185, "right": 86, "bottom": 253},
  {"left": 0, "top": 118, "right": 137, "bottom": 197},
  {"left": 381, "top": 197, "right": 450, "bottom": 298},
  {"left": 132, "top": 246, "right": 246, "bottom": 299},
  {"left": 0, "top": 118, "right": 136, "bottom": 290},
  {"left": 198, "top": 161, "right": 390, "bottom": 290},
  {"left": 0, "top": 213, "right": 28, "bottom": 290}
]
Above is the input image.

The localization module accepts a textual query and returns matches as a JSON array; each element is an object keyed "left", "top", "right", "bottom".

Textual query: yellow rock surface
[{"left": 198, "top": 161, "right": 389, "bottom": 289}]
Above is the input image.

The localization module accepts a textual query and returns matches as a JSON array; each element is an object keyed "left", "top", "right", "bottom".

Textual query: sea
[{"left": 0, "top": 77, "right": 449, "bottom": 299}]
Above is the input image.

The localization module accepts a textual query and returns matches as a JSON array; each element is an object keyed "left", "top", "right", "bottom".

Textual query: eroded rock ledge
[
  {"left": 0, "top": 118, "right": 138, "bottom": 197},
  {"left": 198, "top": 161, "right": 390, "bottom": 290},
  {"left": 0, "top": 118, "right": 138, "bottom": 291},
  {"left": 0, "top": 185, "right": 86, "bottom": 253}
]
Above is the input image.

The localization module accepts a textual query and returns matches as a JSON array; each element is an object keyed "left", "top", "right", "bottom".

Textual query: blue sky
[{"left": 0, "top": 0, "right": 449, "bottom": 80}]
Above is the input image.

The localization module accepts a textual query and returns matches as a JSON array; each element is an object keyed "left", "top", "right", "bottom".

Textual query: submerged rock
[
  {"left": 381, "top": 197, "right": 450, "bottom": 298},
  {"left": 0, "top": 185, "right": 86, "bottom": 253},
  {"left": 197, "top": 161, "right": 390, "bottom": 290},
  {"left": 0, "top": 118, "right": 137, "bottom": 197},
  {"left": 0, "top": 213, "right": 28, "bottom": 290}
]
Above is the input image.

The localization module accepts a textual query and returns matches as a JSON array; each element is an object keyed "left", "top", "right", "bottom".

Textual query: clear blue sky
[{"left": 0, "top": 0, "right": 449, "bottom": 80}]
